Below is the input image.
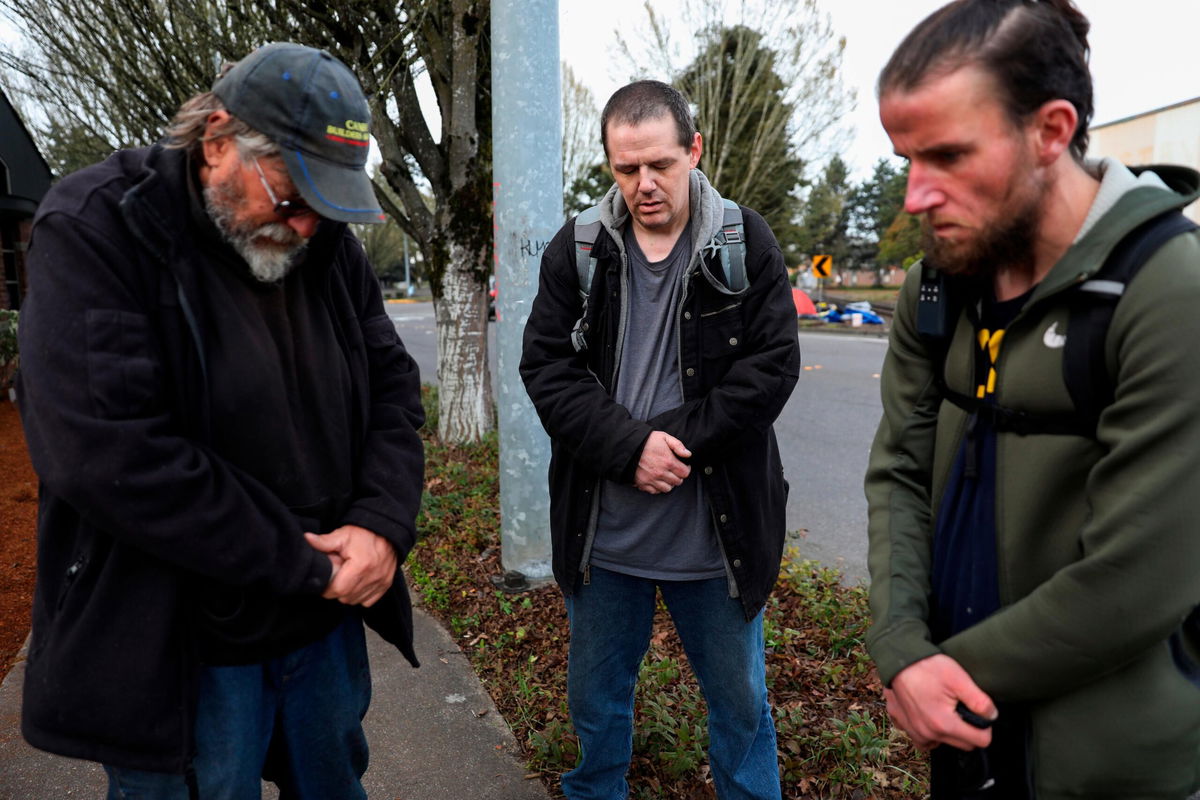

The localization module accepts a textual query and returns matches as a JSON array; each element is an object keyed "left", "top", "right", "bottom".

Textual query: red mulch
[{"left": 0, "top": 400, "right": 37, "bottom": 681}]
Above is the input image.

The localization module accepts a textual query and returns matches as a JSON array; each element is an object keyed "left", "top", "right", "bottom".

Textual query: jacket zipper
[
  {"left": 56, "top": 554, "right": 88, "bottom": 610},
  {"left": 578, "top": 243, "right": 630, "bottom": 584}
]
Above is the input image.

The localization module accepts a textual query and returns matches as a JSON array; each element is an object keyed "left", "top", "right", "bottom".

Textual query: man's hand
[
  {"left": 634, "top": 431, "right": 692, "bottom": 494},
  {"left": 304, "top": 524, "right": 397, "bottom": 608},
  {"left": 884, "top": 654, "right": 997, "bottom": 751}
]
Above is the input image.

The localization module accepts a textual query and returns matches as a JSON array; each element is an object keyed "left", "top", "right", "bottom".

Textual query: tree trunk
[{"left": 434, "top": 242, "right": 493, "bottom": 442}]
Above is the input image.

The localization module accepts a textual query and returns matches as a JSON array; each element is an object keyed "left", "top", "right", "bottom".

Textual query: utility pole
[{"left": 490, "top": 0, "right": 560, "bottom": 588}]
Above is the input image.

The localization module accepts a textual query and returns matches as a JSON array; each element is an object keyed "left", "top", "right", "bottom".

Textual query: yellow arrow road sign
[{"left": 811, "top": 254, "right": 832, "bottom": 278}]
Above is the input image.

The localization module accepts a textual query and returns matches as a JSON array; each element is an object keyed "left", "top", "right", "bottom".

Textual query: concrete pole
[{"left": 491, "top": 0, "right": 560, "bottom": 586}]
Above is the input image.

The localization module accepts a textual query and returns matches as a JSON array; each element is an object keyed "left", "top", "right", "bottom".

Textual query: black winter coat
[
  {"left": 520, "top": 204, "right": 800, "bottom": 618},
  {"left": 16, "top": 145, "right": 425, "bottom": 773}
]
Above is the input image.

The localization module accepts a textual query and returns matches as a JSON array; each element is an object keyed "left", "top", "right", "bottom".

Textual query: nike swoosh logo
[{"left": 1043, "top": 322, "right": 1066, "bottom": 349}]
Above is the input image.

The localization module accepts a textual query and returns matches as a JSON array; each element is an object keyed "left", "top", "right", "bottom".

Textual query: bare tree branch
[{"left": 1, "top": 0, "right": 496, "bottom": 441}]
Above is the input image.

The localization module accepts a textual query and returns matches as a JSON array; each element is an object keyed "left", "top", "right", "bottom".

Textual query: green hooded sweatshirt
[{"left": 866, "top": 160, "right": 1200, "bottom": 799}]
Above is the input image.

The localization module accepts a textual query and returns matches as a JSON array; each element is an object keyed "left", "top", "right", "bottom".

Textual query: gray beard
[{"left": 203, "top": 184, "right": 307, "bottom": 284}]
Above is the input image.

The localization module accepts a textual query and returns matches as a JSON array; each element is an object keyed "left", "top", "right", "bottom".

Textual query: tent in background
[{"left": 792, "top": 288, "right": 817, "bottom": 316}]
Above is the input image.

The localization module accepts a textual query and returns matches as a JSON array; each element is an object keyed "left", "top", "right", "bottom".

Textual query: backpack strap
[
  {"left": 571, "top": 205, "right": 604, "bottom": 352},
  {"left": 573, "top": 205, "right": 604, "bottom": 300},
  {"left": 916, "top": 271, "right": 1088, "bottom": 437},
  {"left": 918, "top": 210, "right": 1198, "bottom": 437},
  {"left": 571, "top": 199, "right": 751, "bottom": 350},
  {"left": 1063, "top": 210, "right": 1198, "bottom": 425},
  {"left": 916, "top": 264, "right": 970, "bottom": 397},
  {"left": 715, "top": 199, "right": 747, "bottom": 293}
]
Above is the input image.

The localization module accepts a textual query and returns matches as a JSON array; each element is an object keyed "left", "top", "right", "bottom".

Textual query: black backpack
[
  {"left": 918, "top": 209, "right": 1198, "bottom": 437},
  {"left": 918, "top": 208, "right": 1200, "bottom": 683}
]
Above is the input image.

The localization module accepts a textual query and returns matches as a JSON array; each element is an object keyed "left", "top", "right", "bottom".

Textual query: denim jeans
[
  {"left": 104, "top": 615, "right": 371, "bottom": 800},
  {"left": 562, "top": 566, "right": 781, "bottom": 800}
]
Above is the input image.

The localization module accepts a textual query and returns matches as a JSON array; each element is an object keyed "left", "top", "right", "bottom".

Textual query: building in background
[
  {"left": 1089, "top": 96, "right": 1200, "bottom": 223},
  {"left": 0, "top": 89, "right": 53, "bottom": 310}
]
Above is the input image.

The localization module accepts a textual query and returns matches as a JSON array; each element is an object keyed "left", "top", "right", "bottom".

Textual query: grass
[{"left": 409, "top": 385, "right": 928, "bottom": 798}]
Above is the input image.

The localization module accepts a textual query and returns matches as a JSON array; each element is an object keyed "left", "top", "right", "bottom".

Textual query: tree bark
[
  {"left": 426, "top": 0, "right": 493, "bottom": 442},
  {"left": 434, "top": 244, "right": 493, "bottom": 441}
]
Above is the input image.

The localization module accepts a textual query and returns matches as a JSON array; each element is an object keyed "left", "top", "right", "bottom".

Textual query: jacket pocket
[
  {"left": 86, "top": 310, "right": 159, "bottom": 419},
  {"left": 700, "top": 302, "right": 745, "bottom": 361}
]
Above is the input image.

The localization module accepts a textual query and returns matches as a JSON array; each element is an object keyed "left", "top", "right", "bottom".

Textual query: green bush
[
  {"left": 408, "top": 387, "right": 929, "bottom": 798},
  {"left": 0, "top": 309, "right": 18, "bottom": 391}
]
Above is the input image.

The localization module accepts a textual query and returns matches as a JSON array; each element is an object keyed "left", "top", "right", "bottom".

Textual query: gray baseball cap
[{"left": 213, "top": 42, "right": 386, "bottom": 224}]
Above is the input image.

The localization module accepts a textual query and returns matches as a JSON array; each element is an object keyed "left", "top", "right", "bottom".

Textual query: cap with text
[{"left": 213, "top": 42, "right": 385, "bottom": 224}]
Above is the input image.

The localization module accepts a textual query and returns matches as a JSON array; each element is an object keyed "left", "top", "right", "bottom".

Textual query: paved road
[
  {"left": 781, "top": 332, "right": 888, "bottom": 582},
  {"left": 386, "top": 302, "right": 442, "bottom": 386},
  {"left": 387, "top": 302, "right": 888, "bottom": 582}
]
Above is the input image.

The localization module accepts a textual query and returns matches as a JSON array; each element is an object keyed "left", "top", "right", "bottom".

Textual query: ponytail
[{"left": 879, "top": 0, "right": 1094, "bottom": 160}]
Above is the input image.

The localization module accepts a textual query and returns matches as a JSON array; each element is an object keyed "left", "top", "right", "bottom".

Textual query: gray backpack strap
[
  {"left": 571, "top": 205, "right": 604, "bottom": 352},
  {"left": 573, "top": 205, "right": 604, "bottom": 299},
  {"left": 717, "top": 199, "right": 747, "bottom": 293}
]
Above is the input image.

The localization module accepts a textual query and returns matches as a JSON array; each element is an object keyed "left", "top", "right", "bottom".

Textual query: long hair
[
  {"left": 878, "top": 0, "right": 1093, "bottom": 160},
  {"left": 163, "top": 62, "right": 278, "bottom": 161}
]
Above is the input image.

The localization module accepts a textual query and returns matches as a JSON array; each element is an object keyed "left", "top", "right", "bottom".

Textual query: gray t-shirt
[{"left": 590, "top": 223, "right": 725, "bottom": 581}]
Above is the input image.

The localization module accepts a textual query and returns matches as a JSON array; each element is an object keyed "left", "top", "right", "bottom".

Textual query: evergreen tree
[
  {"left": 794, "top": 155, "right": 851, "bottom": 273},
  {"left": 616, "top": 0, "right": 854, "bottom": 261},
  {"left": 676, "top": 24, "right": 804, "bottom": 230},
  {"left": 848, "top": 158, "right": 909, "bottom": 245},
  {"left": 877, "top": 211, "right": 924, "bottom": 270},
  {"left": 564, "top": 161, "right": 613, "bottom": 219}
]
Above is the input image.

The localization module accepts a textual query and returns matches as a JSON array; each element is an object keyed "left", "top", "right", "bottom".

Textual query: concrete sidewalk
[{"left": 0, "top": 606, "right": 553, "bottom": 800}]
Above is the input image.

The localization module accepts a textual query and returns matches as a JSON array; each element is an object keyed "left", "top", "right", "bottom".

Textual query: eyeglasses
[{"left": 251, "top": 158, "right": 314, "bottom": 219}]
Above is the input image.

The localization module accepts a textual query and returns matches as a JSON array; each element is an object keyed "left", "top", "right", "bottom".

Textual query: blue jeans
[
  {"left": 562, "top": 567, "right": 781, "bottom": 800},
  {"left": 104, "top": 615, "right": 371, "bottom": 800}
]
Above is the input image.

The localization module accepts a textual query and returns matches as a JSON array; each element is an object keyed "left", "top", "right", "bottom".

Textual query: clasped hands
[
  {"left": 634, "top": 431, "right": 692, "bottom": 494},
  {"left": 304, "top": 524, "right": 397, "bottom": 608}
]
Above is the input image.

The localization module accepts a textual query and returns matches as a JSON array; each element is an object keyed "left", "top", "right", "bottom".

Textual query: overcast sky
[
  {"left": 3, "top": 1, "right": 1196, "bottom": 182},
  {"left": 561, "top": 0, "right": 1200, "bottom": 179}
]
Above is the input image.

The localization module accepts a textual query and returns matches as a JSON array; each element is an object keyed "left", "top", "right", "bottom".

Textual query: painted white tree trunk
[{"left": 435, "top": 247, "right": 493, "bottom": 443}]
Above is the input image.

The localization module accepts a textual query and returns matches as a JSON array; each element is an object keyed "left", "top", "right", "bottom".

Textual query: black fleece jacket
[
  {"left": 16, "top": 144, "right": 424, "bottom": 773},
  {"left": 520, "top": 201, "right": 800, "bottom": 619}
]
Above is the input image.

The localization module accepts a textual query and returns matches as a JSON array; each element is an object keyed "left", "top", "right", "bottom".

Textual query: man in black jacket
[
  {"left": 521, "top": 81, "right": 800, "bottom": 800},
  {"left": 16, "top": 43, "right": 424, "bottom": 799}
]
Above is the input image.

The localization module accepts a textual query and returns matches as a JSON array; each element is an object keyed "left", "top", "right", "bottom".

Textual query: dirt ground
[{"left": 0, "top": 400, "right": 37, "bottom": 681}]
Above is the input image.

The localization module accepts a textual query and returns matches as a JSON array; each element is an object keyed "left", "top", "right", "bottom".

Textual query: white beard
[{"left": 203, "top": 180, "right": 307, "bottom": 284}]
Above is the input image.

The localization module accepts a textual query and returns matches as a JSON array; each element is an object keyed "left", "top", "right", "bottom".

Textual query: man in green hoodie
[{"left": 865, "top": 1, "right": 1200, "bottom": 798}]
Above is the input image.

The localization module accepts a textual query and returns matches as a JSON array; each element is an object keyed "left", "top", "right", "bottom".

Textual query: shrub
[{"left": 0, "top": 309, "right": 18, "bottom": 391}]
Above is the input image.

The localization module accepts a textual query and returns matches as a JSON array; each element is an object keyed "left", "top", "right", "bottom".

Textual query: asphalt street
[
  {"left": 386, "top": 302, "right": 888, "bottom": 583},
  {"left": 780, "top": 331, "right": 888, "bottom": 582}
]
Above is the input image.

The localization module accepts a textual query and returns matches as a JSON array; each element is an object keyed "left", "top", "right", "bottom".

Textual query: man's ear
[
  {"left": 200, "top": 110, "right": 234, "bottom": 166},
  {"left": 1030, "top": 99, "right": 1078, "bottom": 166},
  {"left": 688, "top": 131, "right": 703, "bottom": 168}
]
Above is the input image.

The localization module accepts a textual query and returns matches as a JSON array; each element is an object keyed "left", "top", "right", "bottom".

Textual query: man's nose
[
  {"left": 904, "top": 164, "right": 945, "bottom": 215},
  {"left": 287, "top": 213, "right": 321, "bottom": 240},
  {"left": 638, "top": 167, "right": 657, "bottom": 194}
]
